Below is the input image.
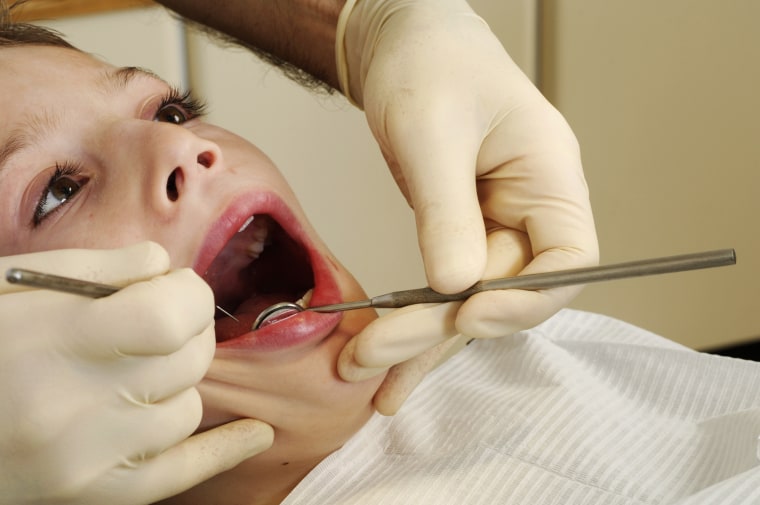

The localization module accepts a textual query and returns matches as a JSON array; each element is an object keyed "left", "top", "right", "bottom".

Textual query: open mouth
[{"left": 201, "top": 214, "right": 315, "bottom": 343}]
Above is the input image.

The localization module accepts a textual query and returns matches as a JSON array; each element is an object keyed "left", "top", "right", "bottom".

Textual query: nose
[
  {"left": 163, "top": 138, "right": 217, "bottom": 203},
  {"left": 112, "top": 120, "right": 223, "bottom": 213}
]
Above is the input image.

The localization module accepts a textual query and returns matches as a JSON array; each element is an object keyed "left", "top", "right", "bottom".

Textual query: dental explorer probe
[
  {"left": 3, "top": 268, "right": 240, "bottom": 322},
  {"left": 251, "top": 248, "right": 737, "bottom": 329},
  {"left": 307, "top": 248, "right": 737, "bottom": 312}
]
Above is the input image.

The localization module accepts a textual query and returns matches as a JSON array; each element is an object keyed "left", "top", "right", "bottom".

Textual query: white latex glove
[
  {"left": 0, "top": 242, "right": 273, "bottom": 505},
  {"left": 335, "top": 0, "right": 598, "bottom": 414}
]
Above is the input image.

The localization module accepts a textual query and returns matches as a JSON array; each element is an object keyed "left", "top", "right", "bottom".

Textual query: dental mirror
[{"left": 252, "top": 301, "right": 304, "bottom": 330}]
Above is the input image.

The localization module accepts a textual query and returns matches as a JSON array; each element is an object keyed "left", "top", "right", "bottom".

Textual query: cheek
[
  {"left": 216, "top": 136, "right": 292, "bottom": 188},
  {"left": 16, "top": 214, "right": 153, "bottom": 256}
]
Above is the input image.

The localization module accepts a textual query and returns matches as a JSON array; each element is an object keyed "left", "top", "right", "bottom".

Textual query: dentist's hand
[
  {"left": 0, "top": 242, "right": 273, "bottom": 505},
  {"left": 340, "top": 230, "right": 536, "bottom": 414},
  {"left": 336, "top": 0, "right": 598, "bottom": 414}
]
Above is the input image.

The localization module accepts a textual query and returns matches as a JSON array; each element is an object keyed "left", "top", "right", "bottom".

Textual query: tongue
[
  {"left": 204, "top": 236, "right": 258, "bottom": 310},
  {"left": 214, "top": 291, "right": 294, "bottom": 342}
]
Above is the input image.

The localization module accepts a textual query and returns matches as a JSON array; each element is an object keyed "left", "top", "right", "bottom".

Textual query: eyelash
[
  {"left": 33, "top": 161, "right": 87, "bottom": 227},
  {"left": 154, "top": 87, "right": 207, "bottom": 124}
]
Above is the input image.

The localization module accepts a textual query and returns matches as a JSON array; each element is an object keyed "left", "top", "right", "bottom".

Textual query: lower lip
[{"left": 217, "top": 310, "right": 343, "bottom": 351}]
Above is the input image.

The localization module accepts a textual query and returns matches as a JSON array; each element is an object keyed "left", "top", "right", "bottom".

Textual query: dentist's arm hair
[{"left": 155, "top": 0, "right": 342, "bottom": 91}]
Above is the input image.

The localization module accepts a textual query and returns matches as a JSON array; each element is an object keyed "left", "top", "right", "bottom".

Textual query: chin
[{"left": 196, "top": 302, "right": 385, "bottom": 467}]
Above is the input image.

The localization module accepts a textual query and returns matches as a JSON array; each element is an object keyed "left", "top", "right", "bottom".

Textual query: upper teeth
[
  {"left": 238, "top": 215, "right": 255, "bottom": 233},
  {"left": 244, "top": 216, "right": 270, "bottom": 260}
]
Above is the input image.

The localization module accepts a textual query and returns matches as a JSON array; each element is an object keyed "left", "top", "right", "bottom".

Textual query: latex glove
[
  {"left": 341, "top": 229, "right": 535, "bottom": 414},
  {"left": 0, "top": 242, "right": 273, "bottom": 505},
  {"left": 335, "top": 0, "right": 598, "bottom": 413}
]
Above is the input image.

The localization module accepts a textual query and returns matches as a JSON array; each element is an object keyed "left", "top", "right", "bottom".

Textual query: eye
[
  {"left": 33, "top": 162, "right": 88, "bottom": 226},
  {"left": 155, "top": 104, "right": 188, "bottom": 125},
  {"left": 154, "top": 88, "right": 206, "bottom": 125}
]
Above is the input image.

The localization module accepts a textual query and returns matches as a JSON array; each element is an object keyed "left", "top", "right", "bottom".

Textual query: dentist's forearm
[{"left": 155, "top": 0, "right": 344, "bottom": 89}]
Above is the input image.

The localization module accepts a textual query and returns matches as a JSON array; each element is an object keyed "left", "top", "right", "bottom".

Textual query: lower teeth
[{"left": 295, "top": 289, "right": 313, "bottom": 309}]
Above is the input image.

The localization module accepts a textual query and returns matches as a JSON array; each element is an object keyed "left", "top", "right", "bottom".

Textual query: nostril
[
  {"left": 197, "top": 151, "right": 214, "bottom": 169},
  {"left": 166, "top": 168, "right": 180, "bottom": 202}
]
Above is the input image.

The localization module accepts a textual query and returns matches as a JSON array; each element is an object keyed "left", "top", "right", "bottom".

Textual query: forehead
[
  {"left": 0, "top": 45, "right": 167, "bottom": 104},
  {"left": 0, "top": 46, "right": 117, "bottom": 118},
  {"left": 0, "top": 46, "right": 102, "bottom": 154},
  {"left": 0, "top": 44, "right": 110, "bottom": 85},
  {"left": 0, "top": 45, "right": 166, "bottom": 129}
]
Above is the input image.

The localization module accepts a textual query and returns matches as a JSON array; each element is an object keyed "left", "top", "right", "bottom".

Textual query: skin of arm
[{"left": 155, "top": 0, "right": 344, "bottom": 90}]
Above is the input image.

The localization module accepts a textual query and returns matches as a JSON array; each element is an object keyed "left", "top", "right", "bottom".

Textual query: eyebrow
[
  {"left": 0, "top": 66, "right": 165, "bottom": 176},
  {"left": 96, "top": 65, "right": 164, "bottom": 94},
  {"left": 0, "top": 110, "right": 62, "bottom": 178}
]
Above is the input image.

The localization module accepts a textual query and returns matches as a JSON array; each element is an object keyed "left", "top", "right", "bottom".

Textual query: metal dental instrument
[
  {"left": 4, "top": 268, "right": 240, "bottom": 322},
  {"left": 252, "top": 248, "right": 736, "bottom": 329},
  {"left": 7, "top": 249, "right": 734, "bottom": 330}
]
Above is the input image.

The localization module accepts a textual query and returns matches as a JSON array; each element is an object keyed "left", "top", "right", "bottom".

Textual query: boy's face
[{"left": 0, "top": 46, "right": 384, "bottom": 468}]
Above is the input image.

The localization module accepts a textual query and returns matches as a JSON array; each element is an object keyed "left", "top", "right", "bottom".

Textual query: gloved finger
[
  {"left": 338, "top": 228, "right": 531, "bottom": 382},
  {"left": 79, "top": 268, "right": 215, "bottom": 358},
  {"left": 456, "top": 223, "right": 593, "bottom": 339},
  {"left": 460, "top": 122, "right": 597, "bottom": 340},
  {"left": 115, "top": 388, "right": 204, "bottom": 462},
  {"left": 456, "top": 285, "right": 578, "bottom": 339},
  {"left": 107, "top": 324, "right": 216, "bottom": 404},
  {"left": 377, "top": 100, "right": 486, "bottom": 294},
  {"left": 373, "top": 334, "right": 470, "bottom": 416},
  {"left": 450, "top": 225, "right": 539, "bottom": 338},
  {"left": 479, "top": 225, "right": 533, "bottom": 280},
  {"left": 477, "top": 114, "right": 598, "bottom": 273},
  {"left": 364, "top": 229, "right": 530, "bottom": 411},
  {"left": 337, "top": 337, "right": 389, "bottom": 384},
  {"left": 5, "top": 331, "right": 215, "bottom": 450},
  {"left": 0, "top": 241, "right": 170, "bottom": 295},
  {"left": 338, "top": 301, "right": 460, "bottom": 383},
  {"left": 43, "top": 388, "right": 205, "bottom": 484},
  {"left": 108, "top": 419, "right": 274, "bottom": 505}
]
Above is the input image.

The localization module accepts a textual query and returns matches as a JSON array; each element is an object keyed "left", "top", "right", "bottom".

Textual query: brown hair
[{"left": 0, "top": 0, "right": 76, "bottom": 48}]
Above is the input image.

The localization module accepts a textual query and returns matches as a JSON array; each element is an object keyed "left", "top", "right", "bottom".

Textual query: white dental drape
[{"left": 283, "top": 309, "right": 760, "bottom": 504}]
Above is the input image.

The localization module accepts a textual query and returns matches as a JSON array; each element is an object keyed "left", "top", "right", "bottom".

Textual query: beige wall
[
  {"left": 543, "top": 0, "right": 760, "bottom": 349},
  {"left": 34, "top": 1, "right": 759, "bottom": 349},
  {"left": 42, "top": 6, "right": 185, "bottom": 85}
]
